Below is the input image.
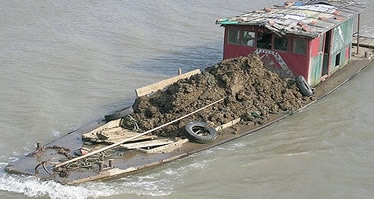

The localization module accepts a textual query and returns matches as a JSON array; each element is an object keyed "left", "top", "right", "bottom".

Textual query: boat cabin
[{"left": 216, "top": 0, "right": 365, "bottom": 86}]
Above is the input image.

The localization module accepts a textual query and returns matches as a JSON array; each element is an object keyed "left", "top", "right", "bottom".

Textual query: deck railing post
[{"left": 356, "top": 14, "right": 361, "bottom": 55}]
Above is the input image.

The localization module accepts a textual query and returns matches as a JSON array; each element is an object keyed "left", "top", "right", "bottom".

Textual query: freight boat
[{"left": 5, "top": 0, "right": 373, "bottom": 185}]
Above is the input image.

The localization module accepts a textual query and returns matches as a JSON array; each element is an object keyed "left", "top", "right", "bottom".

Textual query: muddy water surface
[{"left": 0, "top": 1, "right": 373, "bottom": 198}]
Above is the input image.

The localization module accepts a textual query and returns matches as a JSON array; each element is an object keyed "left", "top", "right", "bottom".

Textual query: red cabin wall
[
  {"left": 222, "top": 25, "right": 257, "bottom": 59},
  {"left": 310, "top": 37, "right": 321, "bottom": 57},
  {"left": 280, "top": 51, "right": 310, "bottom": 78},
  {"left": 223, "top": 44, "right": 256, "bottom": 59},
  {"left": 222, "top": 25, "right": 312, "bottom": 80}
]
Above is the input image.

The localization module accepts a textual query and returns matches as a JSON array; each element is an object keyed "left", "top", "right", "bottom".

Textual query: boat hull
[{"left": 5, "top": 49, "right": 373, "bottom": 185}]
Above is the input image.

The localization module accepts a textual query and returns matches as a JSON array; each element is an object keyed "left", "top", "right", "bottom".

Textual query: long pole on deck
[
  {"left": 54, "top": 98, "right": 225, "bottom": 168},
  {"left": 356, "top": 14, "right": 361, "bottom": 54}
]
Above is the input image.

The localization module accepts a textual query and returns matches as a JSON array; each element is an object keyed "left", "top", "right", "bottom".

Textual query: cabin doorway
[{"left": 322, "top": 30, "right": 332, "bottom": 76}]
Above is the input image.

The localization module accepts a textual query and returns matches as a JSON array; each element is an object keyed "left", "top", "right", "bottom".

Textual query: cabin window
[
  {"left": 335, "top": 53, "right": 341, "bottom": 66},
  {"left": 293, "top": 38, "right": 307, "bottom": 55},
  {"left": 257, "top": 32, "right": 272, "bottom": 49},
  {"left": 274, "top": 35, "right": 288, "bottom": 51},
  {"left": 228, "top": 29, "right": 240, "bottom": 44},
  {"left": 241, "top": 31, "right": 255, "bottom": 46}
]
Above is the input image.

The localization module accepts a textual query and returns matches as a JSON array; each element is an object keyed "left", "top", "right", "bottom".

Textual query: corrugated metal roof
[{"left": 216, "top": 0, "right": 366, "bottom": 38}]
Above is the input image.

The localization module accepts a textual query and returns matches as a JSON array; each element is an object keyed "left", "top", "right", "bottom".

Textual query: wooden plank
[
  {"left": 136, "top": 139, "right": 189, "bottom": 153},
  {"left": 121, "top": 139, "right": 174, "bottom": 149},
  {"left": 55, "top": 98, "right": 224, "bottom": 168},
  {"left": 104, "top": 135, "right": 157, "bottom": 144},
  {"left": 105, "top": 119, "right": 122, "bottom": 129},
  {"left": 215, "top": 118, "right": 241, "bottom": 131},
  {"left": 83, "top": 119, "right": 122, "bottom": 139},
  {"left": 105, "top": 135, "right": 157, "bottom": 144},
  {"left": 135, "top": 69, "right": 201, "bottom": 97},
  {"left": 99, "top": 129, "right": 157, "bottom": 144},
  {"left": 82, "top": 126, "right": 157, "bottom": 144}
]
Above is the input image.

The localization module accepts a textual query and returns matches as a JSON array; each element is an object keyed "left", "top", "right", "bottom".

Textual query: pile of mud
[{"left": 128, "top": 54, "right": 313, "bottom": 137}]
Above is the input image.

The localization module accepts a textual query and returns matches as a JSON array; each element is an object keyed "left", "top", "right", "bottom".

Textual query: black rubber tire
[
  {"left": 185, "top": 121, "right": 217, "bottom": 144},
  {"left": 104, "top": 106, "right": 133, "bottom": 122},
  {"left": 296, "top": 75, "right": 313, "bottom": 96}
]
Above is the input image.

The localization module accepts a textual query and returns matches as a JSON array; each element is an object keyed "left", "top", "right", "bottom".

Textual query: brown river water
[{"left": 0, "top": 1, "right": 373, "bottom": 198}]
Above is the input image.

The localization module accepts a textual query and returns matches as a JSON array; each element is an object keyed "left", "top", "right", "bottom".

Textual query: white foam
[
  {"left": 52, "top": 130, "right": 62, "bottom": 137},
  {"left": 163, "top": 168, "right": 178, "bottom": 175},
  {"left": 0, "top": 166, "right": 173, "bottom": 198},
  {"left": 0, "top": 143, "right": 177, "bottom": 199},
  {"left": 0, "top": 173, "right": 117, "bottom": 199},
  {"left": 7, "top": 156, "right": 19, "bottom": 162},
  {"left": 116, "top": 177, "right": 172, "bottom": 196},
  {"left": 0, "top": 163, "right": 7, "bottom": 170},
  {"left": 215, "top": 141, "right": 247, "bottom": 151},
  {"left": 0, "top": 145, "right": 220, "bottom": 198}
]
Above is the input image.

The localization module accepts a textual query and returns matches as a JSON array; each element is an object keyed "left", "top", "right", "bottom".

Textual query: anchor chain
[
  {"left": 55, "top": 149, "right": 124, "bottom": 177},
  {"left": 33, "top": 145, "right": 74, "bottom": 176},
  {"left": 30, "top": 141, "right": 125, "bottom": 178}
]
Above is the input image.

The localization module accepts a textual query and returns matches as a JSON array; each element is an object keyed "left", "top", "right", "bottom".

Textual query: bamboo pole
[{"left": 54, "top": 98, "right": 225, "bottom": 168}]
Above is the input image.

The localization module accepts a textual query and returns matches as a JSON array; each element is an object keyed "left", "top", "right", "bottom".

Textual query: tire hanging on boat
[
  {"left": 184, "top": 121, "right": 217, "bottom": 144},
  {"left": 296, "top": 75, "right": 313, "bottom": 96},
  {"left": 104, "top": 106, "right": 134, "bottom": 122}
]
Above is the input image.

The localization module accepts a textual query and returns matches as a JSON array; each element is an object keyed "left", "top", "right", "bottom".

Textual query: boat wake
[
  {"left": 0, "top": 171, "right": 115, "bottom": 199},
  {"left": 0, "top": 160, "right": 173, "bottom": 198},
  {"left": 0, "top": 142, "right": 244, "bottom": 198}
]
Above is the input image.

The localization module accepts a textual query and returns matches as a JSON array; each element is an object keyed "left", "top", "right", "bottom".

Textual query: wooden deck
[
  {"left": 353, "top": 36, "right": 374, "bottom": 60},
  {"left": 353, "top": 36, "right": 374, "bottom": 49}
]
